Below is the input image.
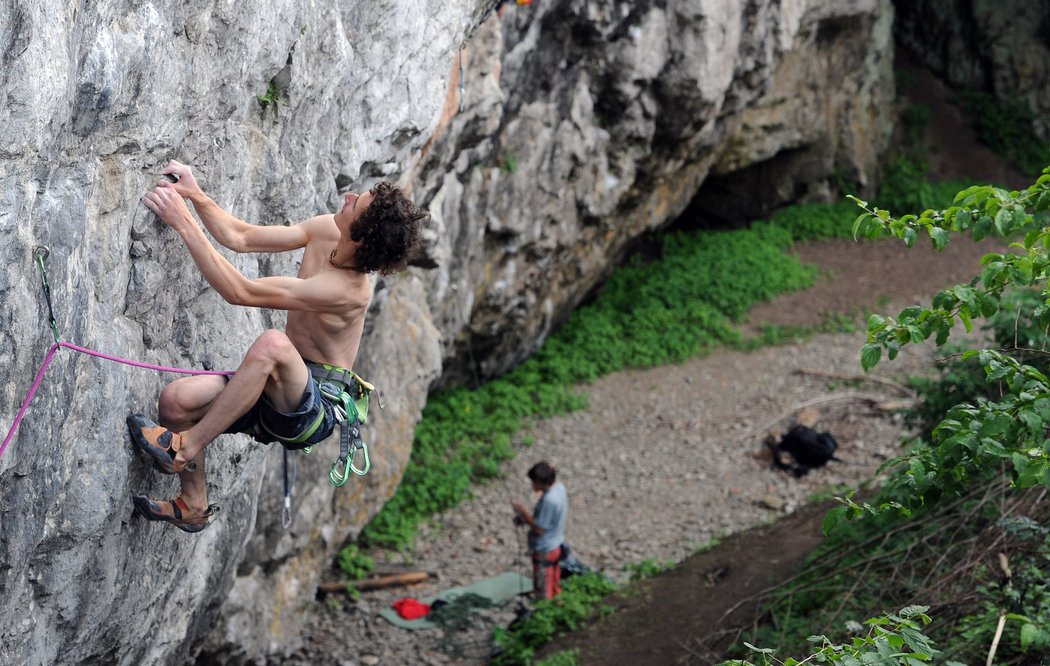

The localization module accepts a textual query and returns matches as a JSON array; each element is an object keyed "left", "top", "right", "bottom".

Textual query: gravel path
[{"left": 277, "top": 236, "right": 993, "bottom": 666}]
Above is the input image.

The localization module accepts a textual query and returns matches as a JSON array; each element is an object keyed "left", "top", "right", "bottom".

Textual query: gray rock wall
[
  {"left": 0, "top": 0, "right": 893, "bottom": 663},
  {"left": 1, "top": 1, "right": 462, "bottom": 664},
  {"left": 895, "top": 0, "right": 1050, "bottom": 140},
  {"left": 420, "top": 0, "right": 895, "bottom": 383}
]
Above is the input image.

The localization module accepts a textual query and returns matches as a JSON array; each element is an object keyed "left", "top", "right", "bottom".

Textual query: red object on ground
[{"left": 392, "top": 597, "right": 431, "bottom": 620}]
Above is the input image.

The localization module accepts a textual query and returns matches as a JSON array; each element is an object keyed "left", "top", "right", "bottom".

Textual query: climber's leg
[{"left": 129, "top": 330, "right": 309, "bottom": 468}]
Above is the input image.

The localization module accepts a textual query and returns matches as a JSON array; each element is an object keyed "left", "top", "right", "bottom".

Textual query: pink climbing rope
[
  {"left": 0, "top": 341, "right": 234, "bottom": 461},
  {"left": 58, "top": 341, "right": 234, "bottom": 376}
]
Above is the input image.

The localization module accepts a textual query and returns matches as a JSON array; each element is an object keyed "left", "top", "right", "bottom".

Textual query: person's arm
[
  {"left": 511, "top": 501, "right": 545, "bottom": 535},
  {"left": 159, "top": 160, "right": 310, "bottom": 253},
  {"left": 142, "top": 184, "right": 362, "bottom": 313}
]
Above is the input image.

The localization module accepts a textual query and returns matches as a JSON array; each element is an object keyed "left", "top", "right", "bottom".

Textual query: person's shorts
[{"left": 224, "top": 375, "right": 337, "bottom": 450}]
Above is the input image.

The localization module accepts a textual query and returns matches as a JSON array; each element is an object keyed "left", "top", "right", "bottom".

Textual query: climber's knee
[
  {"left": 245, "top": 329, "right": 300, "bottom": 370},
  {"left": 158, "top": 375, "right": 226, "bottom": 430}
]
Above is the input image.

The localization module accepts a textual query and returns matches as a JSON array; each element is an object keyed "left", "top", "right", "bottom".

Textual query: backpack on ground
[{"left": 770, "top": 425, "right": 840, "bottom": 477}]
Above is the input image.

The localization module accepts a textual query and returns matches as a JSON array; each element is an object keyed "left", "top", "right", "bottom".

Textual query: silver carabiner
[{"left": 282, "top": 496, "right": 293, "bottom": 529}]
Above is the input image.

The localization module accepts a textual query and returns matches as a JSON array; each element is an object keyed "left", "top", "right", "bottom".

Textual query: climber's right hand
[{"left": 158, "top": 160, "right": 204, "bottom": 199}]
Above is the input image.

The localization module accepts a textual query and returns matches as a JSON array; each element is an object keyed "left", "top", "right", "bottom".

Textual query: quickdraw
[
  {"left": 302, "top": 364, "right": 382, "bottom": 488},
  {"left": 34, "top": 246, "right": 60, "bottom": 345}
]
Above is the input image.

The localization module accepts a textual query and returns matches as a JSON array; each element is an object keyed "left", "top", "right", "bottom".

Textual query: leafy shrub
[
  {"left": 723, "top": 606, "right": 950, "bottom": 666},
  {"left": 336, "top": 543, "right": 374, "bottom": 580},
  {"left": 875, "top": 155, "right": 968, "bottom": 215},
  {"left": 491, "top": 572, "right": 617, "bottom": 666},
  {"left": 905, "top": 288, "right": 1050, "bottom": 442},
  {"left": 734, "top": 480, "right": 1050, "bottom": 665},
  {"left": 762, "top": 200, "right": 859, "bottom": 241},
  {"left": 732, "top": 171, "right": 1050, "bottom": 665}
]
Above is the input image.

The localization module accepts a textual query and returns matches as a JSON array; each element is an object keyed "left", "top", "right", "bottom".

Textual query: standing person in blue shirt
[{"left": 511, "top": 461, "right": 568, "bottom": 599}]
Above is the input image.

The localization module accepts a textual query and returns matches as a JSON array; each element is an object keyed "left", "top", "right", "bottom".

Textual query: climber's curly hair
[{"left": 350, "top": 181, "right": 427, "bottom": 275}]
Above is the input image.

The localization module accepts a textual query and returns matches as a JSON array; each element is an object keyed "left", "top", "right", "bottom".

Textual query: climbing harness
[
  {"left": 1, "top": 247, "right": 233, "bottom": 461},
  {"left": 302, "top": 362, "right": 382, "bottom": 487},
  {"left": 275, "top": 363, "right": 380, "bottom": 527}
]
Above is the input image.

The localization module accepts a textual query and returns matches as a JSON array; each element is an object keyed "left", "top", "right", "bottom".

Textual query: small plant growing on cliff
[{"left": 258, "top": 81, "right": 286, "bottom": 118}]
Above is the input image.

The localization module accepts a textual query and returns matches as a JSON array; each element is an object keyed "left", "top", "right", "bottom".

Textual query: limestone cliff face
[
  {"left": 0, "top": 0, "right": 892, "bottom": 663},
  {"left": 895, "top": 0, "right": 1050, "bottom": 140},
  {"left": 420, "top": 0, "right": 895, "bottom": 383}
]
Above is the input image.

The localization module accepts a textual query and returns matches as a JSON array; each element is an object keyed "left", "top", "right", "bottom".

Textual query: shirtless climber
[{"left": 133, "top": 160, "right": 426, "bottom": 532}]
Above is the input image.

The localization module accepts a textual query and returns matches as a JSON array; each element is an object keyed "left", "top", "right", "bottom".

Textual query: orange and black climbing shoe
[
  {"left": 132, "top": 495, "right": 220, "bottom": 533},
  {"left": 127, "top": 414, "right": 195, "bottom": 474}
]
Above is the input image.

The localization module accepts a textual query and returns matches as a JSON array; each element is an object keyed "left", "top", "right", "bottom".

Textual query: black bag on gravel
[
  {"left": 772, "top": 425, "right": 841, "bottom": 477},
  {"left": 558, "top": 543, "right": 598, "bottom": 579}
]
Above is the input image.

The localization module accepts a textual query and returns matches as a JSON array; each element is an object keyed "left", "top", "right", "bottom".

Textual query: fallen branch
[
  {"left": 793, "top": 368, "right": 916, "bottom": 397},
  {"left": 319, "top": 571, "right": 430, "bottom": 593}
]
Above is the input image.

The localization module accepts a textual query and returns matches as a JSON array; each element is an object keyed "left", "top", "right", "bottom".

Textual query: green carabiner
[
  {"left": 349, "top": 442, "right": 370, "bottom": 476},
  {"left": 329, "top": 457, "right": 350, "bottom": 487},
  {"left": 328, "top": 443, "right": 370, "bottom": 486}
]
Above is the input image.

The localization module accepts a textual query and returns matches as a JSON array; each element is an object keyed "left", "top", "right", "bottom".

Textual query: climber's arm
[
  {"left": 157, "top": 160, "right": 310, "bottom": 254},
  {"left": 142, "top": 185, "right": 360, "bottom": 313}
]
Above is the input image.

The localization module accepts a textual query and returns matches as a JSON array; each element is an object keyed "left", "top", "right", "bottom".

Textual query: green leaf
[
  {"left": 743, "top": 642, "right": 775, "bottom": 655},
  {"left": 995, "top": 207, "right": 1011, "bottom": 235},
  {"left": 903, "top": 226, "right": 918, "bottom": 248},
  {"left": 1020, "top": 622, "right": 1046, "bottom": 650},
  {"left": 822, "top": 505, "right": 848, "bottom": 536},
  {"left": 852, "top": 213, "right": 870, "bottom": 240},
  {"left": 1023, "top": 228, "right": 1042, "bottom": 249},
  {"left": 973, "top": 216, "right": 992, "bottom": 241},
  {"left": 861, "top": 344, "right": 882, "bottom": 372},
  {"left": 928, "top": 226, "right": 948, "bottom": 250}
]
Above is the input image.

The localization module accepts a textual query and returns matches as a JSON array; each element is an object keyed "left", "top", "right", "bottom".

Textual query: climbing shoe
[
  {"left": 127, "top": 414, "right": 195, "bottom": 474},
  {"left": 132, "top": 495, "right": 219, "bottom": 534}
]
